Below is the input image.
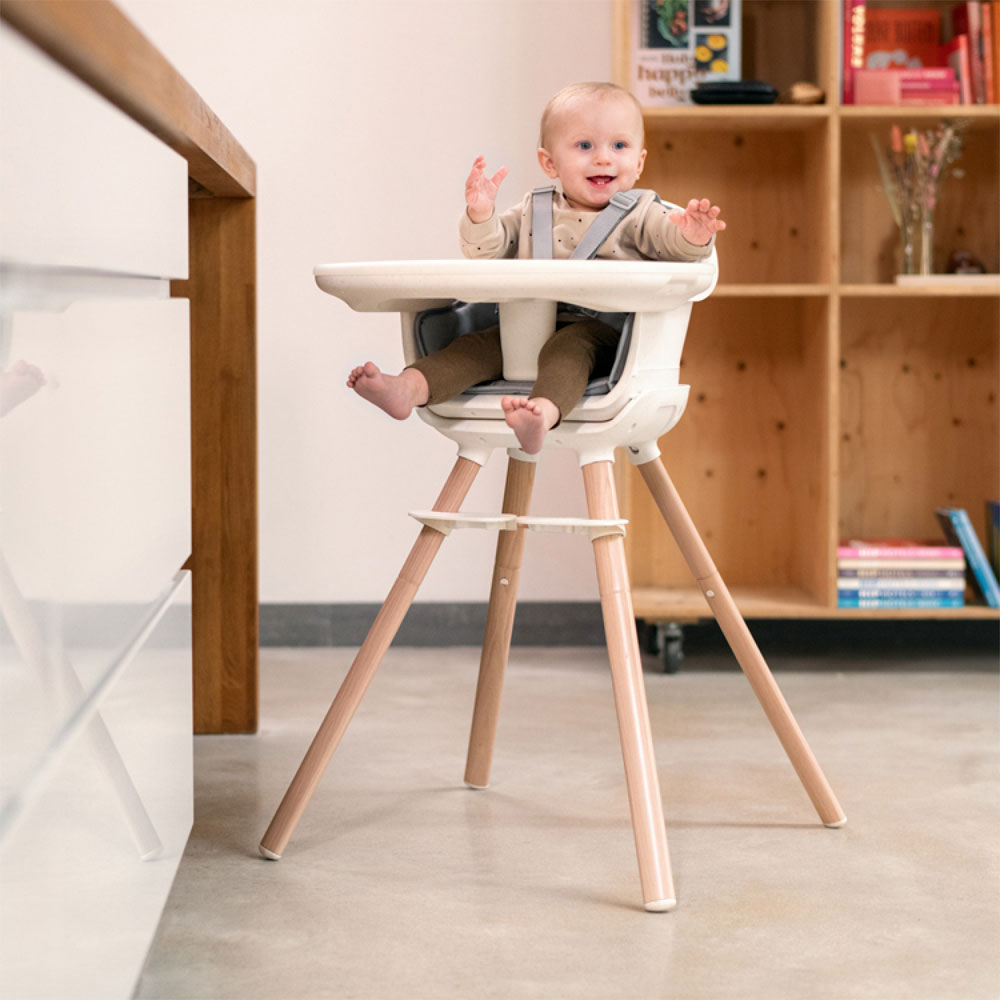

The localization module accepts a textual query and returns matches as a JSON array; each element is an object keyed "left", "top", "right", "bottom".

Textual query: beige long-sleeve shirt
[{"left": 459, "top": 188, "right": 714, "bottom": 263}]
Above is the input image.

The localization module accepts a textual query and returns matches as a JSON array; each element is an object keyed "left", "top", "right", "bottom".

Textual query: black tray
[{"left": 691, "top": 81, "right": 778, "bottom": 105}]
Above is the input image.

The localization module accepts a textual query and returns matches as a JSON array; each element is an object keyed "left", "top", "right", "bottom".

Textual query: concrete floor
[{"left": 135, "top": 644, "right": 999, "bottom": 1000}]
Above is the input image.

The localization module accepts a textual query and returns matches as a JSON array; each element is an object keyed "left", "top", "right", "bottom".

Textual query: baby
[{"left": 348, "top": 81, "right": 724, "bottom": 454}]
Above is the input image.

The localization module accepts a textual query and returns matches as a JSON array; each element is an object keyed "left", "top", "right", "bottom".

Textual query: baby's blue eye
[
  {"left": 613, "top": 141, "right": 628, "bottom": 150},
  {"left": 576, "top": 141, "right": 592, "bottom": 150}
]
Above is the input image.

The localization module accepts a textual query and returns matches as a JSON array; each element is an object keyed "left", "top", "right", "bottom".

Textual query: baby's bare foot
[
  {"left": 501, "top": 396, "right": 559, "bottom": 454},
  {"left": 347, "top": 362, "right": 427, "bottom": 419}
]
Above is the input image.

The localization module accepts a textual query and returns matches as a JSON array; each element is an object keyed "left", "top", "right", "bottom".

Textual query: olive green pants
[{"left": 407, "top": 318, "right": 620, "bottom": 421}]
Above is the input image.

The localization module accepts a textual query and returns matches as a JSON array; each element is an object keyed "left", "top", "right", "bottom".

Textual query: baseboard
[
  {"left": 259, "top": 602, "right": 999, "bottom": 655},
  {"left": 259, "top": 602, "right": 608, "bottom": 647}
]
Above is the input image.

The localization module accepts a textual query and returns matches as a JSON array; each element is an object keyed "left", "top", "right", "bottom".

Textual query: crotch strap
[{"left": 530, "top": 185, "right": 645, "bottom": 261}]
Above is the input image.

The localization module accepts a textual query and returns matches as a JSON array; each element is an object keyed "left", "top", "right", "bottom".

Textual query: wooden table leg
[
  {"left": 259, "top": 456, "right": 482, "bottom": 859},
  {"left": 636, "top": 456, "right": 846, "bottom": 828},
  {"left": 583, "top": 460, "right": 676, "bottom": 912},
  {"left": 464, "top": 456, "right": 536, "bottom": 789}
]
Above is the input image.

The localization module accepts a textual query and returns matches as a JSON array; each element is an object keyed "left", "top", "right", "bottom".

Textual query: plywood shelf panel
[
  {"left": 633, "top": 586, "right": 1000, "bottom": 621},
  {"left": 614, "top": 0, "right": 999, "bottom": 623}
]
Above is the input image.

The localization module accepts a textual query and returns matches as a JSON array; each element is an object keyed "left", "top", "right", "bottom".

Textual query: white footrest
[{"left": 409, "top": 510, "right": 626, "bottom": 540}]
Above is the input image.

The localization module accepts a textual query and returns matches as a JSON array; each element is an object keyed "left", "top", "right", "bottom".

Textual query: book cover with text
[
  {"left": 631, "top": 0, "right": 742, "bottom": 105},
  {"left": 864, "top": 8, "right": 942, "bottom": 69}
]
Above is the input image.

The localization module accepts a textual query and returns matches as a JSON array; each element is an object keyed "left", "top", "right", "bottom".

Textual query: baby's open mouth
[{"left": 587, "top": 175, "right": 615, "bottom": 186}]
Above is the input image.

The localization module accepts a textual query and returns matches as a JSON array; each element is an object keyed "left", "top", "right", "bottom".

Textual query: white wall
[{"left": 120, "top": 0, "right": 614, "bottom": 603}]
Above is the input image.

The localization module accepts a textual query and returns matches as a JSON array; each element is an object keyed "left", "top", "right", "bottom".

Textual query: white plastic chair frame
[{"left": 259, "top": 258, "right": 845, "bottom": 912}]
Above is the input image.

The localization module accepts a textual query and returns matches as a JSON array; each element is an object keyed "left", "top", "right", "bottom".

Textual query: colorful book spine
[
  {"left": 837, "top": 596, "right": 965, "bottom": 609},
  {"left": 953, "top": 1, "right": 987, "bottom": 102},
  {"left": 993, "top": 2, "right": 1000, "bottom": 100},
  {"left": 838, "top": 578, "right": 966, "bottom": 591},
  {"left": 982, "top": 1, "right": 995, "bottom": 102},
  {"left": 843, "top": 0, "right": 867, "bottom": 104},
  {"left": 854, "top": 67, "right": 960, "bottom": 105},
  {"left": 837, "top": 544, "right": 964, "bottom": 559},
  {"left": 838, "top": 567, "right": 965, "bottom": 578},
  {"left": 836, "top": 538, "right": 968, "bottom": 608},
  {"left": 988, "top": 500, "right": 1000, "bottom": 579},
  {"left": 935, "top": 507, "right": 1000, "bottom": 607},
  {"left": 941, "top": 34, "right": 974, "bottom": 102}
]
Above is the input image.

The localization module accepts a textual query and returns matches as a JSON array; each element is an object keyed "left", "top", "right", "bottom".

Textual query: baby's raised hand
[
  {"left": 669, "top": 198, "right": 726, "bottom": 246},
  {"left": 465, "top": 156, "right": 508, "bottom": 224}
]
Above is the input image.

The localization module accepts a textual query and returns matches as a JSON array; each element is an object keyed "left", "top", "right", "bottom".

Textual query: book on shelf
[
  {"left": 863, "top": 7, "right": 942, "bottom": 70},
  {"left": 838, "top": 566, "right": 965, "bottom": 578},
  {"left": 854, "top": 66, "right": 960, "bottom": 105},
  {"left": 837, "top": 540, "right": 965, "bottom": 560},
  {"left": 993, "top": 2, "right": 1000, "bottom": 101},
  {"left": 935, "top": 507, "right": 1000, "bottom": 607},
  {"left": 952, "top": 1, "right": 987, "bottom": 102},
  {"left": 628, "top": 0, "right": 742, "bottom": 106},
  {"left": 837, "top": 595, "right": 966, "bottom": 609},
  {"left": 987, "top": 500, "right": 1000, "bottom": 579},
  {"left": 984, "top": 2, "right": 996, "bottom": 101},
  {"left": 941, "top": 33, "right": 975, "bottom": 103},
  {"left": 838, "top": 576, "right": 965, "bottom": 590},
  {"left": 843, "top": 0, "right": 867, "bottom": 104},
  {"left": 836, "top": 538, "right": 967, "bottom": 608}
]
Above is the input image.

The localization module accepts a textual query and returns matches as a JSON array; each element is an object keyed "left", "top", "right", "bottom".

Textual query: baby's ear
[{"left": 537, "top": 147, "right": 558, "bottom": 178}]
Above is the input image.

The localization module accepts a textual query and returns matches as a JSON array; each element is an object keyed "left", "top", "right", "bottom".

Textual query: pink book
[
  {"left": 953, "top": 1, "right": 986, "bottom": 102},
  {"left": 941, "top": 34, "right": 974, "bottom": 102},
  {"left": 854, "top": 68, "right": 958, "bottom": 104},
  {"left": 838, "top": 540, "right": 965, "bottom": 559}
]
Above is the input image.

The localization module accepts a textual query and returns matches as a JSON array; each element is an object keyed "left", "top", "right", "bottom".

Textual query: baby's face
[{"left": 538, "top": 96, "right": 647, "bottom": 212}]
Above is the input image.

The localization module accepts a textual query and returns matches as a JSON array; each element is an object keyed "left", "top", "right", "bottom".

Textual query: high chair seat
[
  {"left": 260, "top": 254, "right": 844, "bottom": 913},
  {"left": 315, "top": 258, "right": 717, "bottom": 464}
]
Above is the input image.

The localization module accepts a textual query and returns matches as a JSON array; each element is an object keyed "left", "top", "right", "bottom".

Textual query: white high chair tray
[{"left": 314, "top": 259, "right": 716, "bottom": 314}]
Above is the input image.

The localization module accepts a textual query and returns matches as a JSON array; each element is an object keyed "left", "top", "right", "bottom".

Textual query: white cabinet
[{"left": 0, "top": 22, "right": 193, "bottom": 1000}]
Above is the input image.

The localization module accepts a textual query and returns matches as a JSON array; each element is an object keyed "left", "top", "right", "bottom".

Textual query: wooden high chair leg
[
  {"left": 464, "top": 456, "right": 536, "bottom": 789},
  {"left": 636, "top": 457, "right": 847, "bottom": 828},
  {"left": 582, "top": 460, "right": 676, "bottom": 912},
  {"left": 259, "top": 456, "right": 482, "bottom": 860}
]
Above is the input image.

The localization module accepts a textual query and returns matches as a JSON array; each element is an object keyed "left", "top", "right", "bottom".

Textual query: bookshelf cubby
[{"left": 613, "top": 0, "right": 1000, "bottom": 620}]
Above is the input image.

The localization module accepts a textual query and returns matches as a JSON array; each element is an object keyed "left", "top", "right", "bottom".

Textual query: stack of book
[
  {"left": 843, "top": 1, "right": 1000, "bottom": 105},
  {"left": 837, "top": 540, "right": 966, "bottom": 609}
]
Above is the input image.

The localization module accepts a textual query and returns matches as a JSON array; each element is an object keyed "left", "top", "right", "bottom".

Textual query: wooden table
[{"left": 1, "top": 0, "right": 258, "bottom": 733}]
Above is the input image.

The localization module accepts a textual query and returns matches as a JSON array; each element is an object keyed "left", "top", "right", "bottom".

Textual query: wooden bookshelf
[{"left": 613, "top": 0, "right": 1000, "bottom": 621}]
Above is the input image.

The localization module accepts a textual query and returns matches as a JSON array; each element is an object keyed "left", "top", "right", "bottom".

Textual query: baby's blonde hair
[{"left": 539, "top": 82, "right": 644, "bottom": 149}]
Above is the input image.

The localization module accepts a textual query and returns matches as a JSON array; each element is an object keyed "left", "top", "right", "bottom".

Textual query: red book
[
  {"left": 953, "top": 1, "right": 986, "bottom": 101},
  {"left": 843, "top": 0, "right": 867, "bottom": 104},
  {"left": 941, "top": 34, "right": 975, "bottom": 101},
  {"left": 864, "top": 8, "right": 942, "bottom": 69},
  {"left": 983, "top": 2, "right": 996, "bottom": 103},
  {"left": 993, "top": 2, "right": 1000, "bottom": 100}
]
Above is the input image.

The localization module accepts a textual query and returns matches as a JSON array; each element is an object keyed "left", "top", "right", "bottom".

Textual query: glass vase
[
  {"left": 919, "top": 207, "right": 935, "bottom": 275},
  {"left": 899, "top": 218, "right": 916, "bottom": 275}
]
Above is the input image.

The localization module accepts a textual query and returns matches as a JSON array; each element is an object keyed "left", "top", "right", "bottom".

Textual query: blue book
[
  {"left": 988, "top": 500, "right": 1000, "bottom": 581},
  {"left": 837, "top": 596, "right": 965, "bottom": 609},
  {"left": 837, "top": 589, "right": 965, "bottom": 601},
  {"left": 935, "top": 507, "right": 1000, "bottom": 608}
]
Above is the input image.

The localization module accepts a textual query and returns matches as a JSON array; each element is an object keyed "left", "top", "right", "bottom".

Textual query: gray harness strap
[
  {"left": 531, "top": 185, "right": 556, "bottom": 259},
  {"left": 530, "top": 185, "right": 645, "bottom": 260}
]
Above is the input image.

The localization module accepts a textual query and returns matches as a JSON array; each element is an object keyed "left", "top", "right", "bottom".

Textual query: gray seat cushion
[{"left": 413, "top": 301, "right": 634, "bottom": 396}]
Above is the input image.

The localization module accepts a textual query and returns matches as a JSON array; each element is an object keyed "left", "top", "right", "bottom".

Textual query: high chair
[{"left": 259, "top": 255, "right": 846, "bottom": 912}]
